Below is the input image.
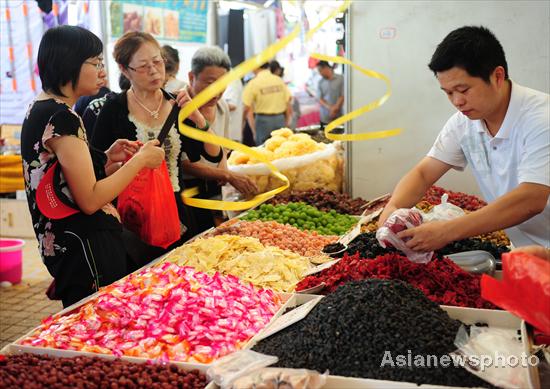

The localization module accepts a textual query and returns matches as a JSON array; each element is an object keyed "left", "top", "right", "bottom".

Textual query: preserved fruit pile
[
  {"left": 0, "top": 353, "right": 207, "bottom": 389},
  {"left": 241, "top": 203, "right": 356, "bottom": 236},
  {"left": 267, "top": 188, "right": 368, "bottom": 215},
  {"left": 211, "top": 219, "right": 337, "bottom": 258},
  {"left": 20, "top": 264, "right": 281, "bottom": 363},
  {"left": 163, "top": 235, "right": 320, "bottom": 292},
  {"left": 330, "top": 232, "right": 509, "bottom": 262},
  {"left": 228, "top": 128, "right": 325, "bottom": 164},
  {"left": 253, "top": 280, "right": 491, "bottom": 387},
  {"left": 421, "top": 185, "right": 487, "bottom": 211},
  {"left": 228, "top": 129, "right": 343, "bottom": 193},
  {"left": 296, "top": 252, "right": 497, "bottom": 309}
]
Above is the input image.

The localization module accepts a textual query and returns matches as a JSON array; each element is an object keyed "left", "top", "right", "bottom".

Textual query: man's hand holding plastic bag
[
  {"left": 376, "top": 195, "right": 466, "bottom": 263},
  {"left": 376, "top": 208, "right": 434, "bottom": 263}
]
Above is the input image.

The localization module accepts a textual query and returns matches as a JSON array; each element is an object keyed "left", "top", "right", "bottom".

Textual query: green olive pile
[{"left": 242, "top": 202, "right": 356, "bottom": 236}]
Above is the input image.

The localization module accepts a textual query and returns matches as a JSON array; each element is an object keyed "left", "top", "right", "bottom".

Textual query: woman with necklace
[
  {"left": 20, "top": 26, "right": 165, "bottom": 307},
  {"left": 91, "top": 32, "right": 212, "bottom": 256}
]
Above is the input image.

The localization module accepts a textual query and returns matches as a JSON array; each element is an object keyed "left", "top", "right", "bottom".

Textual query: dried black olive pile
[
  {"left": 330, "top": 232, "right": 399, "bottom": 259},
  {"left": 437, "top": 238, "right": 510, "bottom": 262},
  {"left": 253, "top": 280, "right": 491, "bottom": 387},
  {"left": 0, "top": 353, "right": 207, "bottom": 389},
  {"left": 328, "top": 232, "right": 509, "bottom": 263}
]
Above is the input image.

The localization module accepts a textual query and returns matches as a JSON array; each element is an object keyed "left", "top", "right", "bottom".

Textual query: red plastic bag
[
  {"left": 117, "top": 160, "right": 180, "bottom": 249},
  {"left": 481, "top": 251, "right": 550, "bottom": 333},
  {"left": 376, "top": 208, "right": 434, "bottom": 263}
]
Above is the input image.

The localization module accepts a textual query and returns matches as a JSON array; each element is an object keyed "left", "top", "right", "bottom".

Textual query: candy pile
[
  {"left": 253, "top": 280, "right": 490, "bottom": 387},
  {"left": 296, "top": 253, "right": 497, "bottom": 309},
  {"left": 20, "top": 264, "right": 281, "bottom": 363},
  {"left": 422, "top": 185, "right": 487, "bottom": 211},
  {"left": 0, "top": 353, "right": 207, "bottom": 389},
  {"left": 267, "top": 188, "right": 368, "bottom": 215},
  {"left": 212, "top": 220, "right": 338, "bottom": 258},
  {"left": 242, "top": 202, "right": 356, "bottom": 236},
  {"left": 163, "top": 235, "right": 316, "bottom": 292}
]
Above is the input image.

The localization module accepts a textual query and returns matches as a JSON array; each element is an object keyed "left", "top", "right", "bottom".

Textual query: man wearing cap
[{"left": 242, "top": 62, "right": 292, "bottom": 145}]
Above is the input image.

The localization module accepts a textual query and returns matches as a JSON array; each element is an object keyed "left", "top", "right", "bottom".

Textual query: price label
[
  {"left": 255, "top": 296, "right": 323, "bottom": 341},
  {"left": 304, "top": 259, "right": 341, "bottom": 276}
]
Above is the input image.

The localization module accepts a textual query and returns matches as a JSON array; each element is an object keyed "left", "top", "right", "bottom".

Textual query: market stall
[{"left": 1, "top": 1, "right": 549, "bottom": 389}]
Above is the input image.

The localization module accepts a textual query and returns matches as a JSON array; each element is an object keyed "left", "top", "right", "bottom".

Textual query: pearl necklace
[{"left": 131, "top": 88, "right": 163, "bottom": 120}]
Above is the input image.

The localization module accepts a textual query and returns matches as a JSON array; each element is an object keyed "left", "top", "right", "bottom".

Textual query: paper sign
[
  {"left": 255, "top": 296, "right": 323, "bottom": 341},
  {"left": 304, "top": 259, "right": 341, "bottom": 276}
]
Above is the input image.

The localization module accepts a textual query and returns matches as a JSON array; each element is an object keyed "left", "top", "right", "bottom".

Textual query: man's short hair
[
  {"left": 428, "top": 26, "right": 508, "bottom": 83},
  {"left": 191, "top": 46, "right": 231, "bottom": 75},
  {"left": 317, "top": 60, "right": 332, "bottom": 69}
]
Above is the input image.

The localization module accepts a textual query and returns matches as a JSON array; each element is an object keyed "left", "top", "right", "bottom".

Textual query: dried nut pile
[
  {"left": 0, "top": 353, "right": 207, "bottom": 389},
  {"left": 475, "top": 230, "right": 510, "bottom": 247},
  {"left": 253, "top": 280, "right": 490, "bottom": 387},
  {"left": 212, "top": 220, "right": 338, "bottom": 258}
]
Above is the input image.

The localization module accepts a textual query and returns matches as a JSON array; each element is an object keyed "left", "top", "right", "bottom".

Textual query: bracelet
[{"left": 198, "top": 120, "right": 209, "bottom": 131}]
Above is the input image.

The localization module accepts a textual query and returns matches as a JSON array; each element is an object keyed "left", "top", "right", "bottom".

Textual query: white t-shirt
[
  {"left": 222, "top": 79, "right": 244, "bottom": 142},
  {"left": 428, "top": 81, "right": 550, "bottom": 247},
  {"left": 180, "top": 99, "right": 230, "bottom": 181}
]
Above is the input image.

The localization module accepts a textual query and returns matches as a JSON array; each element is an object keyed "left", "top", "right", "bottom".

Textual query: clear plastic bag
[
  {"left": 230, "top": 368, "right": 328, "bottom": 389},
  {"left": 451, "top": 325, "right": 530, "bottom": 389},
  {"left": 376, "top": 208, "right": 434, "bottom": 263},
  {"left": 422, "top": 194, "right": 465, "bottom": 222},
  {"left": 207, "top": 350, "right": 278, "bottom": 388}
]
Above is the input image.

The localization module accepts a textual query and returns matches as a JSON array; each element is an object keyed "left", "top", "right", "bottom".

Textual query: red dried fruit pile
[
  {"left": 296, "top": 252, "right": 498, "bottom": 309},
  {"left": 422, "top": 185, "right": 487, "bottom": 211},
  {"left": 0, "top": 353, "right": 207, "bottom": 389}
]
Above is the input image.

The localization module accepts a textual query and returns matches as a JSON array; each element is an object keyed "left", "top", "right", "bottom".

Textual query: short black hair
[
  {"left": 259, "top": 62, "right": 269, "bottom": 70},
  {"left": 269, "top": 60, "right": 283, "bottom": 74},
  {"left": 317, "top": 60, "right": 332, "bottom": 69},
  {"left": 118, "top": 73, "right": 131, "bottom": 91},
  {"left": 428, "top": 26, "right": 508, "bottom": 83},
  {"left": 37, "top": 25, "right": 103, "bottom": 96},
  {"left": 162, "top": 45, "right": 180, "bottom": 75}
]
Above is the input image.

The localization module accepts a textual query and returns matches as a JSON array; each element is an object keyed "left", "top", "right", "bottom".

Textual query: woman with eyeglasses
[
  {"left": 20, "top": 26, "right": 165, "bottom": 307},
  {"left": 91, "top": 31, "right": 212, "bottom": 261}
]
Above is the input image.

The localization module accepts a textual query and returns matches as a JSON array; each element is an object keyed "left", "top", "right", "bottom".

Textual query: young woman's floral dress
[{"left": 21, "top": 98, "right": 128, "bottom": 307}]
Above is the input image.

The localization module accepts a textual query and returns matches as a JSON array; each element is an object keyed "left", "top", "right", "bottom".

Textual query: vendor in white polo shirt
[{"left": 379, "top": 26, "right": 550, "bottom": 250}]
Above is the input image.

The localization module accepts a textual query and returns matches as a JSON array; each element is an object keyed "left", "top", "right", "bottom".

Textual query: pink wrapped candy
[{"left": 21, "top": 264, "right": 281, "bottom": 363}]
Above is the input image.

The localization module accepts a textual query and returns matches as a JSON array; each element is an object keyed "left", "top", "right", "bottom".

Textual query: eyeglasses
[
  {"left": 127, "top": 58, "right": 166, "bottom": 74},
  {"left": 84, "top": 60, "right": 105, "bottom": 71}
]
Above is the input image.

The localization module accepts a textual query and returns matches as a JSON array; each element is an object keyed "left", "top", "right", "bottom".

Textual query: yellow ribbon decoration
[
  {"left": 309, "top": 53, "right": 402, "bottom": 141},
  {"left": 305, "top": 0, "right": 351, "bottom": 42},
  {"left": 179, "top": 25, "right": 302, "bottom": 210}
]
